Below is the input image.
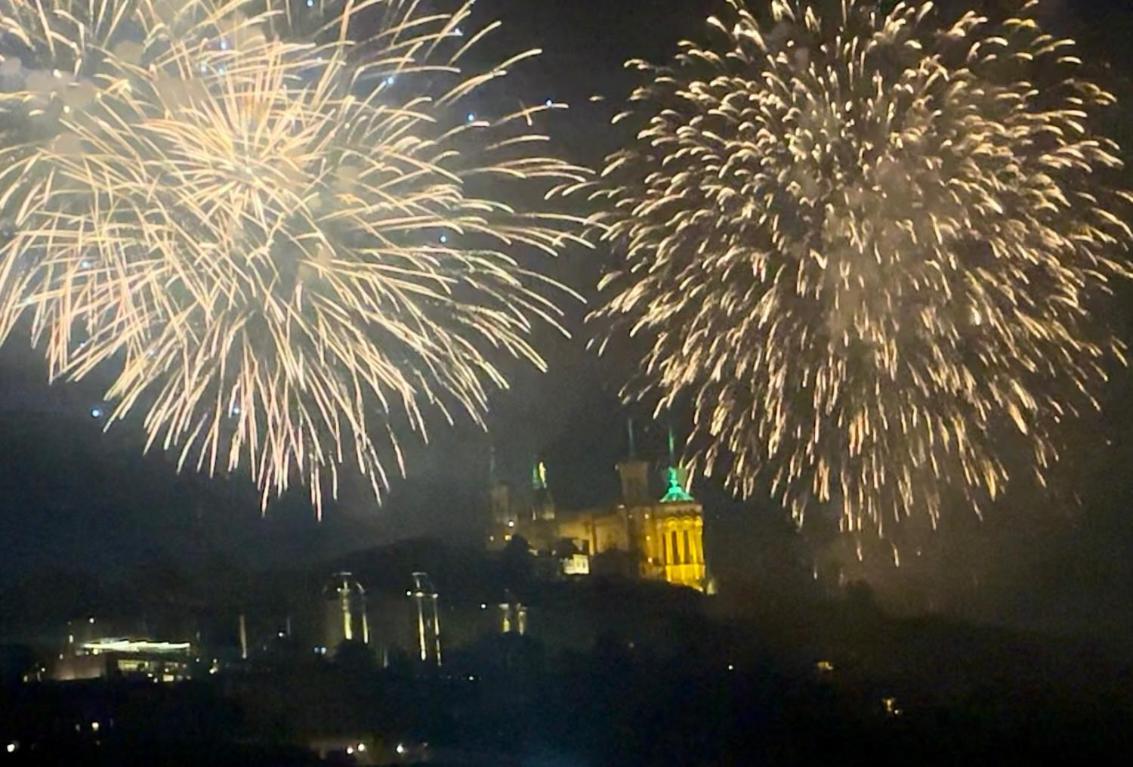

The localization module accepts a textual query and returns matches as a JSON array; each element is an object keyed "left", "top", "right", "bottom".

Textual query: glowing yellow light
[{"left": 79, "top": 639, "right": 191, "bottom": 655}]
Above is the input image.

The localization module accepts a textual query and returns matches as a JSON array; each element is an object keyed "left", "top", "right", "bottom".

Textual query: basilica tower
[{"left": 616, "top": 419, "right": 651, "bottom": 505}]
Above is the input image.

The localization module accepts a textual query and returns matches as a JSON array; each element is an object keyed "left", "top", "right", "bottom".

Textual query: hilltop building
[{"left": 486, "top": 423, "right": 710, "bottom": 592}]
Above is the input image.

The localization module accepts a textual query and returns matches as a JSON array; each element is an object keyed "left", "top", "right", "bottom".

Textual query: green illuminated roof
[
  {"left": 661, "top": 423, "right": 694, "bottom": 502},
  {"left": 660, "top": 466, "right": 694, "bottom": 503}
]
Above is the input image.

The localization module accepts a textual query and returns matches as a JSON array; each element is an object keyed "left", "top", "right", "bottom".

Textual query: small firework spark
[
  {"left": 591, "top": 0, "right": 1133, "bottom": 538},
  {"left": 0, "top": 0, "right": 587, "bottom": 515}
]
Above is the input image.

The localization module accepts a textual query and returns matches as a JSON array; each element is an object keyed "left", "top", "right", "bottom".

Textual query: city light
[{"left": 79, "top": 639, "right": 192, "bottom": 655}]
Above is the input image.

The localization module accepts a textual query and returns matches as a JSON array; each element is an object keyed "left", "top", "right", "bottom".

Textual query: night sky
[{"left": 3, "top": 0, "right": 1133, "bottom": 646}]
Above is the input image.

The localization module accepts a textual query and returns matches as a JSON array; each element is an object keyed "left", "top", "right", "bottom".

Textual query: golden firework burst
[
  {"left": 0, "top": 0, "right": 588, "bottom": 514},
  {"left": 591, "top": 0, "right": 1133, "bottom": 540}
]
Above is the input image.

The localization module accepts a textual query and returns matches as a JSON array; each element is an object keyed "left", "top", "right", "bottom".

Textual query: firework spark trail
[
  {"left": 591, "top": 0, "right": 1133, "bottom": 540},
  {"left": 0, "top": 0, "right": 588, "bottom": 515}
]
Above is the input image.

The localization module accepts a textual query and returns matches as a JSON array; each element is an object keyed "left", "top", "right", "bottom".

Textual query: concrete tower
[
  {"left": 410, "top": 572, "right": 442, "bottom": 666},
  {"left": 616, "top": 419, "right": 651, "bottom": 505},
  {"left": 322, "top": 572, "right": 370, "bottom": 655},
  {"left": 488, "top": 445, "right": 516, "bottom": 528}
]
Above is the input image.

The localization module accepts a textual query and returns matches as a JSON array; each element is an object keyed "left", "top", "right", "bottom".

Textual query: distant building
[
  {"left": 322, "top": 573, "right": 370, "bottom": 655},
  {"left": 409, "top": 572, "right": 442, "bottom": 666},
  {"left": 487, "top": 422, "right": 710, "bottom": 591},
  {"left": 53, "top": 637, "right": 194, "bottom": 683},
  {"left": 498, "top": 592, "right": 528, "bottom": 636}
]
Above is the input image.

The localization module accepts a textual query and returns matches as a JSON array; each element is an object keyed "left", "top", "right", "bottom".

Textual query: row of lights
[{"left": 5, "top": 719, "right": 105, "bottom": 755}]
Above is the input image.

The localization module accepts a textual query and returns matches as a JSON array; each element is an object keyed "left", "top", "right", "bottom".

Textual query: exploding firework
[
  {"left": 591, "top": 0, "right": 1133, "bottom": 538},
  {"left": 0, "top": 0, "right": 587, "bottom": 514}
]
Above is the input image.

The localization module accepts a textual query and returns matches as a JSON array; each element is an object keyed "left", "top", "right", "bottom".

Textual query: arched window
[
  {"left": 684, "top": 530, "right": 693, "bottom": 565},
  {"left": 671, "top": 530, "right": 681, "bottom": 565}
]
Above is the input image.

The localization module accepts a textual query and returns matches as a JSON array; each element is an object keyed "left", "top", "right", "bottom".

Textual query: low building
[
  {"left": 487, "top": 424, "right": 710, "bottom": 591},
  {"left": 53, "top": 637, "right": 194, "bottom": 683}
]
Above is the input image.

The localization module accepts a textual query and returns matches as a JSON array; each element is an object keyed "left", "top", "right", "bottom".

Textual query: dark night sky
[{"left": 3, "top": 0, "right": 1133, "bottom": 644}]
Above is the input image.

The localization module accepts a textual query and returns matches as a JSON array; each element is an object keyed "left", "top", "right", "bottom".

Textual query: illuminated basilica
[{"left": 486, "top": 426, "right": 710, "bottom": 592}]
